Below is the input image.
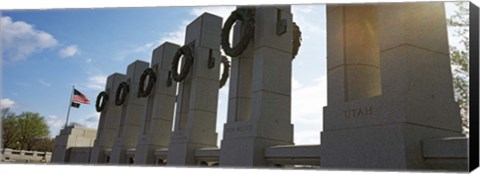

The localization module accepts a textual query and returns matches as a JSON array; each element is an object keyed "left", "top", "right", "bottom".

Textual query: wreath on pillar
[
  {"left": 221, "top": 7, "right": 256, "bottom": 57},
  {"left": 171, "top": 45, "right": 194, "bottom": 82},
  {"left": 95, "top": 91, "right": 108, "bottom": 112},
  {"left": 115, "top": 81, "right": 129, "bottom": 106},
  {"left": 221, "top": 8, "right": 302, "bottom": 59},
  {"left": 292, "top": 22, "right": 302, "bottom": 59},
  {"left": 138, "top": 67, "right": 157, "bottom": 97},
  {"left": 219, "top": 56, "right": 230, "bottom": 88}
]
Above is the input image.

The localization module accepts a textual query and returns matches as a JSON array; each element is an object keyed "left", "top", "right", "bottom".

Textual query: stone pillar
[
  {"left": 219, "top": 6, "right": 294, "bottom": 167},
  {"left": 134, "top": 42, "right": 180, "bottom": 165},
  {"left": 167, "top": 13, "right": 223, "bottom": 166},
  {"left": 325, "top": 5, "right": 381, "bottom": 104},
  {"left": 321, "top": 2, "right": 462, "bottom": 169},
  {"left": 109, "top": 60, "right": 149, "bottom": 164},
  {"left": 226, "top": 22, "right": 255, "bottom": 123},
  {"left": 90, "top": 73, "right": 125, "bottom": 164}
]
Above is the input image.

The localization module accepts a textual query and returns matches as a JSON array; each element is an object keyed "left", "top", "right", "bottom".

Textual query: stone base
[
  {"left": 219, "top": 137, "right": 292, "bottom": 167},
  {"left": 167, "top": 142, "right": 215, "bottom": 166},
  {"left": 219, "top": 120, "right": 293, "bottom": 167},
  {"left": 109, "top": 144, "right": 128, "bottom": 164},
  {"left": 89, "top": 146, "right": 108, "bottom": 164},
  {"left": 68, "top": 147, "right": 93, "bottom": 164},
  {"left": 320, "top": 123, "right": 461, "bottom": 169},
  {"left": 51, "top": 145, "right": 67, "bottom": 163},
  {"left": 134, "top": 141, "right": 163, "bottom": 165}
]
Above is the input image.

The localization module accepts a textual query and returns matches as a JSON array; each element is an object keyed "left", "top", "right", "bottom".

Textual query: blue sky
[{"left": 0, "top": 3, "right": 463, "bottom": 146}]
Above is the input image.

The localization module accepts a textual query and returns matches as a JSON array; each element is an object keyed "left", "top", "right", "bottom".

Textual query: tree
[
  {"left": 31, "top": 137, "right": 55, "bottom": 152},
  {"left": 2, "top": 107, "right": 12, "bottom": 118},
  {"left": 16, "top": 112, "right": 50, "bottom": 150},
  {"left": 447, "top": 1, "right": 469, "bottom": 135},
  {"left": 1, "top": 109, "right": 19, "bottom": 149},
  {"left": 2, "top": 110, "right": 52, "bottom": 151}
]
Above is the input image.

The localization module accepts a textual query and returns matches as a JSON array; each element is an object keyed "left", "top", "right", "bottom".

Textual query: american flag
[{"left": 72, "top": 88, "right": 90, "bottom": 104}]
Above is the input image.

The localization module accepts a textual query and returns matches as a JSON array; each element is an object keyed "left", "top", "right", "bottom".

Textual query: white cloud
[
  {"left": 289, "top": 5, "right": 327, "bottom": 145},
  {"left": 133, "top": 43, "right": 155, "bottom": 53},
  {"left": 59, "top": 45, "right": 80, "bottom": 58},
  {"left": 292, "top": 76, "right": 326, "bottom": 118},
  {"left": 38, "top": 79, "right": 52, "bottom": 87},
  {"left": 76, "top": 112, "right": 100, "bottom": 129},
  {"left": 86, "top": 58, "right": 93, "bottom": 63},
  {"left": 292, "top": 77, "right": 302, "bottom": 89},
  {"left": 292, "top": 76, "right": 327, "bottom": 145},
  {"left": 142, "top": 6, "right": 234, "bottom": 55},
  {"left": 125, "top": 6, "right": 234, "bottom": 62},
  {"left": 85, "top": 75, "right": 107, "bottom": 90},
  {"left": 45, "top": 115, "right": 64, "bottom": 136},
  {"left": 158, "top": 20, "right": 189, "bottom": 46},
  {"left": 292, "top": 5, "right": 326, "bottom": 37},
  {"left": 295, "top": 130, "right": 321, "bottom": 145},
  {"left": 120, "top": 20, "right": 187, "bottom": 62},
  {"left": 115, "top": 32, "right": 179, "bottom": 62},
  {"left": 0, "top": 98, "right": 16, "bottom": 109},
  {"left": 1, "top": 16, "right": 58, "bottom": 61}
]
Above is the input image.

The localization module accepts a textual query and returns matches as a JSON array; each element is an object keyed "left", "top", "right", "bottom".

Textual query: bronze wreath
[
  {"left": 171, "top": 45, "right": 194, "bottom": 82},
  {"left": 221, "top": 8, "right": 255, "bottom": 57},
  {"left": 219, "top": 56, "right": 230, "bottom": 88},
  {"left": 292, "top": 22, "right": 302, "bottom": 59},
  {"left": 138, "top": 68, "right": 156, "bottom": 97},
  {"left": 115, "top": 81, "right": 129, "bottom": 106},
  {"left": 222, "top": 8, "right": 301, "bottom": 59},
  {"left": 95, "top": 91, "right": 108, "bottom": 112}
]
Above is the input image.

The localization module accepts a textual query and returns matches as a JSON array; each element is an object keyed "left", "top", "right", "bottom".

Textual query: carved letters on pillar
[{"left": 344, "top": 106, "right": 373, "bottom": 119}]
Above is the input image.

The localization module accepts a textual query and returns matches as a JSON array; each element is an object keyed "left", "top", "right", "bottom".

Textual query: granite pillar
[
  {"left": 219, "top": 6, "right": 294, "bottom": 167},
  {"left": 321, "top": 2, "right": 462, "bottom": 169},
  {"left": 134, "top": 42, "right": 180, "bottom": 165},
  {"left": 109, "top": 60, "right": 149, "bottom": 164},
  {"left": 167, "top": 13, "right": 223, "bottom": 166},
  {"left": 89, "top": 73, "right": 126, "bottom": 164}
]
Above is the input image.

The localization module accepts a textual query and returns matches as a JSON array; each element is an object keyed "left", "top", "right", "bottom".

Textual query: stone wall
[
  {"left": 1, "top": 148, "right": 51, "bottom": 163},
  {"left": 51, "top": 125, "right": 97, "bottom": 163}
]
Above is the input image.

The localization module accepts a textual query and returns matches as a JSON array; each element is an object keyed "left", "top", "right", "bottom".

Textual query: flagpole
[{"left": 64, "top": 85, "right": 75, "bottom": 129}]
